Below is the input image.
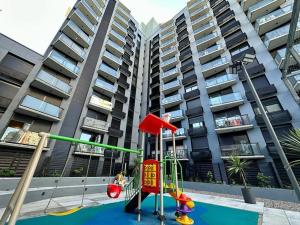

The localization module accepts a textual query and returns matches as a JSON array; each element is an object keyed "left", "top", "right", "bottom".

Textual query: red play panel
[{"left": 139, "top": 113, "right": 177, "bottom": 135}]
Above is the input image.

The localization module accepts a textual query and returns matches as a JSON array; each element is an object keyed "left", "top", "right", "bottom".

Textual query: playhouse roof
[{"left": 139, "top": 113, "right": 177, "bottom": 135}]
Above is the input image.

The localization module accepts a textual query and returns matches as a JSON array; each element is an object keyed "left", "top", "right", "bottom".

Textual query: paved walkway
[{"left": 0, "top": 192, "right": 299, "bottom": 225}]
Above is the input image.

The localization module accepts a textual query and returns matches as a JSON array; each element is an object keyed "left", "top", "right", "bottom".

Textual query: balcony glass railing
[
  {"left": 161, "top": 46, "right": 177, "bottom": 56},
  {"left": 161, "top": 38, "right": 176, "bottom": 48},
  {"left": 189, "top": 0, "right": 206, "bottom": 10},
  {"left": 163, "top": 128, "right": 186, "bottom": 138},
  {"left": 256, "top": 4, "right": 293, "bottom": 25},
  {"left": 288, "top": 71, "right": 300, "bottom": 87},
  {"left": 58, "top": 34, "right": 85, "bottom": 58},
  {"left": 20, "top": 95, "right": 62, "bottom": 118},
  {"left": 115, "top": 13, "right": 128, "bottom": 26},
  {"left": 192, "top": 13, "right": 210, "bottom": 25},
  {"left": 275, "top": 43, "right": 300, "bottom": 65},
  {"left": 190, "top": 5, "right": 208, "bottom": 17},
  {"left": 196, "top": 32, "right": 218, "bottom": 45},
  {"left": 103, "top": 51, "right": 122, "bottom": 65},
  {"left": 75, "top": 9, "right": 95, "bottom": 31},
  {"left": 161, "top": 56, "right": 178, "bottom": 67},
  {"left": 199, "top": 44, "right": 222, "bottom": 57},
  {"left": 206, "top": 73, "right": 236, "bottom": 87},
  {"left": 162, "top": 109, "right": 184, "bottom": 120},
  {"left": 110, "top": 29, "right": 126, "bottom": 43},
  {"left": 210, "top": 92, "right": 242, "bottom": 106},
  {"left": 36, "top": 70, "right": 72, "bottom": 94},
  {"left": 99, "top": 63, "right": 119, "bottom": 78},
  {"left": 82, "top": 117, "right": 109, "bottom": 131},
  {"left": 166, "top": 148, "right": 188, "bottom": 160},
  {"left": 75, "top": 144, "right": 104, "bottom": 155},
  {"left": 202, "top": 57, "right": 229, "bottom": 71},
  {"left": 162, "top": 79, "right": 180, "bottom": 91},
  {"left": 117, "top": 7, "right": 130, "bottom": 20},
  {"left": 68, "top": 20, "right": 91, "bottom": 44},
  {"left": 82, "top": 0, "right": 99, "bottom": 20},
  {"left": 161, "top": 30, "right": 176, "bottom": 39},
  {"left": 48, "top": 50, "right": 80, "bottom": 74},
  {"left": 194, "top": 22, "right": 215, "bottom": 34},
  {"left": 112, "top": 21, "right": 127, "bottom": 35},
  {"left": 215, "top": 114, "right": 251, "bottom": 129},
  {"left": 161, "top": 67, "right": 179, "bottom": 79},
  {"left": 106, "top": 39, "right": 124, "bottom": 53},
  {"left": 248, "top": 0, "right": 275, "bottom": 13},
  {"left": 89, "top": 95, "right": 113, "bottom": 111},
  {"left": 161, "top": 22, "right": 174, "bottom": 34},
  {"left": 95, "top": 79, "right": 116, "bottom": 92},
  {"left": 162, "top": 94, "right": 182, "bottom": 105},
  {"left": 221, "top": 143, "right": 261, "bottom": 157}
]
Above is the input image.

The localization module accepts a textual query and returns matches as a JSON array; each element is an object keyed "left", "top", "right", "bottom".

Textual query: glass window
[
  {"left": 189, "top": 116, "right": 204, "bottom": 128},
  {"left": 185, "top": 84, "right": 198, "bottom": 93},
  {"left": 252, "top": 97, "right": 282, "bottom": 114}
]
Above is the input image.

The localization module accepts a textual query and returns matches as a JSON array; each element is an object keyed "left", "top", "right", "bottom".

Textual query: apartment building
[
  {"left": 143, "top": 0, "right": 300, "bottom": 187},
  {"left": 0, "top": 0, "right": 145, "bottom": 177}
]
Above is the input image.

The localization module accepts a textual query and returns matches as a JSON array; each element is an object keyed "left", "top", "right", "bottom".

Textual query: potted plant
[
  {"left": 281, "top": 129, "right": 300, "bottom": 168},
  {"left": 227, "top": 155, "right": 256, "bottom": 204}
]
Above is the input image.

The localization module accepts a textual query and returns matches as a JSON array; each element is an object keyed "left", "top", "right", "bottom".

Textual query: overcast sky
[{"left": 0, "top": 0, "right": 186, "bottom": 55}]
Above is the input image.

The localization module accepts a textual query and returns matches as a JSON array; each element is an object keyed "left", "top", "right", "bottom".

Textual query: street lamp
[{"left": 233, "top": 53, "right": 300, "bottom": 201}]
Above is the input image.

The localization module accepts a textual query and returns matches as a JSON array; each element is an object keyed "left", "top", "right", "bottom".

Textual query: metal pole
[
  {"left": 159, "top": 128, "right": 164, "bottom": 225},
  {"left": 153, "top": 135, "right": 159, "bottom": 215},
  {"left": 172, "top": 132, "right": 179, "bottom": 208},
  {"left": 137, "top": 132, "right": 145, "bottom": 222},
  {"left": 242, "top": 62, "right": 300, "bottom": 201},
  {"left": 7, "top": 133, "right": 48, "bottom": 225}
]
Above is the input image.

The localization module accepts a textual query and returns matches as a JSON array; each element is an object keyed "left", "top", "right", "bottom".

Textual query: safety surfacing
[{"left": 16, "top": 196, "right": 259, "bottom": 225}]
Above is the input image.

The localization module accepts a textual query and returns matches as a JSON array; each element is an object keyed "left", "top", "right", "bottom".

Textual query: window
[
  {"left": 191, "top": 137, "right": 209, "bottom": 150},
  {"left": 189, "top": 116, "right": 204, "bottom": 128},
  {"left": 185, "top": 84, "right": 198, "bottom": 93},
  {"left": 186, "top": 98, "right": 201, "bottom": 109},
  {"left": 252, "top": 97, "right": 282, "bottom": 114}
]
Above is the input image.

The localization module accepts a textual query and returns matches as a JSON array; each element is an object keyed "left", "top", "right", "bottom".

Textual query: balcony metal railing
[
  {"left": 162, "top": 79, "right": 180, "bottom": 91},
  {"left": 206, "top": 73, "right": 237, "bottom": 88},
  {"left": 162, "top": 94, "right": 182, "bottom": 105},
  {"left": 202, "top": 57, "right": 229, "bottom": 72},
  {"left": 221, "top": 143, "right": 262, "bottom": 157},
  {"left": 215, "top": 114, "right": 251, "bottom": 129},
  {"left": 36, "top": 70, "right": 72, "bottom": 94},
  {"left": 199, "top": 44, "right": 222, "bottom": 57},
  {"left": 162, "top": 109, "right": 184, "bottom": 121},
  {"left": 20, "top": 95, "right": 62, "bottom": 118},
  {"left": 57, "top": 34, "right": 85, "bottom": 58},
  {"left": 210, "top": 92, "right": 243, "bottom": 106},
  {"left": 75, "top": 144, "right": 104, "bottom": 156},
  {"left": 47, "top": 50, "right": 80, "bottom": 75},
  {"left": 67, "top": 20, "right": 91, "bottom": 44},
  {"left": 162, "top": 128, "right": 186, "bottom": 139}
]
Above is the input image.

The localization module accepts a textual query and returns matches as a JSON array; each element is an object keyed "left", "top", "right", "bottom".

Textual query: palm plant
[
  {"left": 227, "top": 155, "right": 250, "bottom": 188},
  {"left": 281, "top": 129, "right": 300, "bottom": 167}
]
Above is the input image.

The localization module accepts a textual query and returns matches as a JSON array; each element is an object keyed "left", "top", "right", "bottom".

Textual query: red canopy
[{"left": 139, "top": 113, "right": 177, "bottom": 135}]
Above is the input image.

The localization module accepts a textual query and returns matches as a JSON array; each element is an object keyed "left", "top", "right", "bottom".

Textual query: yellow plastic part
[
  {"left": 186, "top": 200, "right": 195, "bottom": 209},
  {"left": 176, "top": 215, "right": 194, "bottom": 225},
  {"left": 48, "top": 207, "right": 82, "bottom": 216}
]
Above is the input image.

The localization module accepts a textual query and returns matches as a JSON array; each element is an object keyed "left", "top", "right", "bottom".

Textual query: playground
[{"left": 0, "top": 114, "right": 298, "bottom": 225}]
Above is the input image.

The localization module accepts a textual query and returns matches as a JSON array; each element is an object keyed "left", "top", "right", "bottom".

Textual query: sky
[{"left": 0, "top": 0, "right": 186, "bottom": 55}]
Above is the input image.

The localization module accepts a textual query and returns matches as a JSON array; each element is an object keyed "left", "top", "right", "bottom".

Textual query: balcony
[
  {"left": 221, "top": 20, "right": 241, "bottom": 37},
  {"left": 161, "top": 56, "right": 179, "bottom": 71},
  {"left": 190, "top": 5, "right": 209, "bottom": 21},
  {"left": 162, "top": 79, "right": 181, "bottom": 94},
  {"left": 114, "top": 13, "right": 128, "bottom": 29},
  {"left": 231, "top": 46, "right": 256, "bottom": 63},
  {"left": 238, "top": 63, "right": 265, "bottom": 81},
  {"left": 162, "top": 109, "right": 185, "bottom": 122},
  {"left": 69, "top": 9, "right": 95, "bottom": 36},
  {"left": 246, "top": 84, "right": 277, "bottom": 101},
  {"left": 247, "top": 0, "right": 285, "bottom": 23},
  {"left": 192, "top": 14, "right": 213, "bottom": 31},
  {"left": 188, "top": 0, "right": 207, "bottom": 14},
  {"left": 161, "top": 94, "right": 183, "bottom": 108},
  {"left": 255, "top": 110, "right": 292, "bottom": 126},
  {"left": 102, "top": 51, "right": 122, "bottom": 69},
  {"left": 43, "top": 50, "right": 80, "bottom": 79},
  {"left": 220, "top": 143, "right": 264, "bottom": 159},
  {"left": 210, "top": 92, "right": 244, "bottom": 112},
  {"left": 190, "top": 149, "right": 212, "bottom": 161},
  {"left": 77, "top": 0, "right": 99, "bottom": 25},
  {"left": 288, "top": 71, "right": 300, "bottom": 93},
  {"left": 93, "top": 78, "right": 117, "bottom": 97},
  {"left": 186, "top": 106, "right": 203, "bottom": 117},
  {"left": 161, "top": 67, "right": 180, "bottom": 82},
  {"left": 108, "top": 127, "right": 124, "bottom": 138},
  {"left": 160, "top": 38, "right": 176, "bottom": 51},
  {"left": 201, "top": 57, "right": 230, "bottom": 78},
  {"left": 98, "top": 63, "right": 120, "bottom": 82},
  {"left": 199, "top": 44, "right": 224, "bottom": 64},
  {"left": 106, "top": 39, "right": 124, "bottom": 57},
  {"left": 162, "top": 128, "right": 187, "bottom": 141},
  {"left": 184, "top": 89, "right": 200, "bottom": 100},
  {"left": 81, "top": 117, "right": 109, "bottom": 133},
  {"left": 161, "top": 46, "right": 177, "bottom": 61},
  {"left": 17, "top": 95, "right": 62, "bottom": 121},
  {"left": 213, "top": 1, "right": 229, "bottom": 17},
  {"left": 182, "top": 74, "right": 197, "bottom": 86},
  {"left": 62, "top": 20, "right": 91, "bottom": 48},
  {"left": 275, "top": 44, "right": 300, "bottom": 69},
  {"left": 166, "top": 149, "right": 189, "bottom": 161},
  {"left": 255, "top": 4, "right": 293, "bottom": 35},
  {"left": 193, "top": 22, "right": 216, "bottom": 39},
  {"left": 111, "top": 109, "right": 126, "bottom": 119},
  {"left": 117, "top": 6, "right": 130, "bottom": 21},
  {"left": 196, "top": 32, "right": 220, "bottom": 51},
  {"left": 32, "top": 69, "right": 72, "bottom": 98},
  {"left": 54, "top": 34, "right": 85, "bottom": 62},
  {"left": 115, "top": 91, "right": 128, "bottom": 103},
  {"left": 206, "top": 73, "right": 237, "bottom": 94},
  {"left": 161, "top": 30, "right": 176, "bottom": 43},
  {"left": 160, "top": 21, "right": 175, "bottom": 36},
  {"left": 226, "top": 32, "right": 247, "bottom": 50},
  {"left": 188, "top": 126, "right": 207, "bottom": 137},
  {"left": 264, "top": 22, "right": 300, "bottom": 51},
  {"left": 109, "top": 29, "right": 126, "bottom": 46},
  {"left": 241, "top": 0, "right": 261, "bottom": 11},
  {"left": 88, "top": 95, "right": 113, "bottom": 114},
  {"left": 215, "top": 114, "right": 253, "bottom": 134},
  {"left": 111, "top": 21, "right": 127, "bottom": 37},
  {"left": 87, "top": 0, "right": 103, "bottom": 16},
  {"left": 217, "top": 9, "right": 235, "bottom": 26},
  {"left": 74, "top": 144, "right": 104, "bottom": 157}
]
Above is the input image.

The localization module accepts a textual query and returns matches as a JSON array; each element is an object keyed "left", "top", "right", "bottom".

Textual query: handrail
[{"left": 124, "top": 175, "right": 139, "bottom": 206}]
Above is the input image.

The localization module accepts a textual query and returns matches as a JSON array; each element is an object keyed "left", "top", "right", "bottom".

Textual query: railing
[
  {"left": 125, "top": 175, "right": 139, "bottom": 206},
  {"left": 89, "top": 95, "right": 113, "bottom": 111},
  {"left": 110, "top": 29, "right": 126, "bottom": 43},
  {"left": 161, "top": 56, "right": 178, "bottom": 67},
  {"left": 99, "top": 63, "right": 119, "bottom": 78},
  {"left": 161, "top": 67, "right": 179, "bottom": 79},
  {"left": 288, "top": 71, "right": 300, "bottom": 87},
  {"left": 74, "top": 143, "right": 104, "bottom": 155},
  {"left": 106, "top": 39, "right": 124, "bottom": 54},
  {"left": 47, "top": 50, "right": 80, "bottom": 74},
  {"left": 162, "top": 128, "right": 186, "bottom": 138},
  {"left": 162, "top": 80, "right": 180, "bottom": 91},
  {"left": 166, "top": 149, "right": 188, "bottom": 160},
  {"left": 95, "top": 79, "right": 116, "bottom": 92},
  {"left": 196, "top": 32, "right": 218, "bottom": 45},
  {"left": 58, "top": 34, "right": 85, "bottom": 57},
  {"left": 256, "top": 4, "right": 292, "bottom": 26},
  {"left": 161, "top": 46, "right": 177, "bottom": 56},
  {"left": 20, "top": 95, "right": 62, "bottom": 118},
  {"left": 206, "top": 73, "right": 236, "bottom": 87},
  {"left": 67, "top": 20, "right": 91, "bottom": 44},
  {"left": 75, "top": 9, "right": 95, "bottom": 31},
  {"left": 221, "top": 143, "right": 261, "bottom": 157},
  {"left": 36, "top": 70, "right": 72, "bottom": 94},
  {"left": 190, "top": 5, "right": 208, "bottom": 17},
  {"left": 215, "top": 114, "right": 251, "bottom": 129},
  {"left": 161, "top": 38, "right": 176, "bottom": 48},
  {"left": 103, "top": 51, "right": 122, "bottom": 65},
  {"left": 162, "top": 94, "right": 182, "bottom": 105},
  {"left": 248, "top": 0, "right": 274, "bottom": 13},
  {"left": 194, "top": 22, "right": 215, "bottom": 34},
  {"left": 82, "top": 0, "right": 99, "bottom": 20},
  {"left": 82, "top": 116, "right": 109, "bottom": 131},
  {"left": 202, "top": 57, "right": 229, "bottom": 71},
  {"left": 210, "top": 92, "right": 242, "bottom": 106},
  {"left": 162, "top": 109, "right": 184, "bottom": 120},
  {"left": 192, "top": 13, "right": 210, "bottom": 25},
  {"left": 112, "top": 21, "right": 127, "bottom": 35}
]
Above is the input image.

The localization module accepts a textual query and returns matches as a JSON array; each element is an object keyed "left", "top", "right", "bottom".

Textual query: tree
[
  {"left": 227, "top": 155, "right": 250, "bottom": 188},
  {"left": 281, "top": 129, "right": 300, "bottom": 167}
]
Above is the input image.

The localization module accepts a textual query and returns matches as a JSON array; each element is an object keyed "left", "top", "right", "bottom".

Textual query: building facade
[{"left": 0, "top": 0, "right": 300, "bottom": 186}]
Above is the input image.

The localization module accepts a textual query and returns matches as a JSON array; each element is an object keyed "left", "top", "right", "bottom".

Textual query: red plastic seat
[{"left": 107, "top": 184, "right": 122, "bottom": 199}]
